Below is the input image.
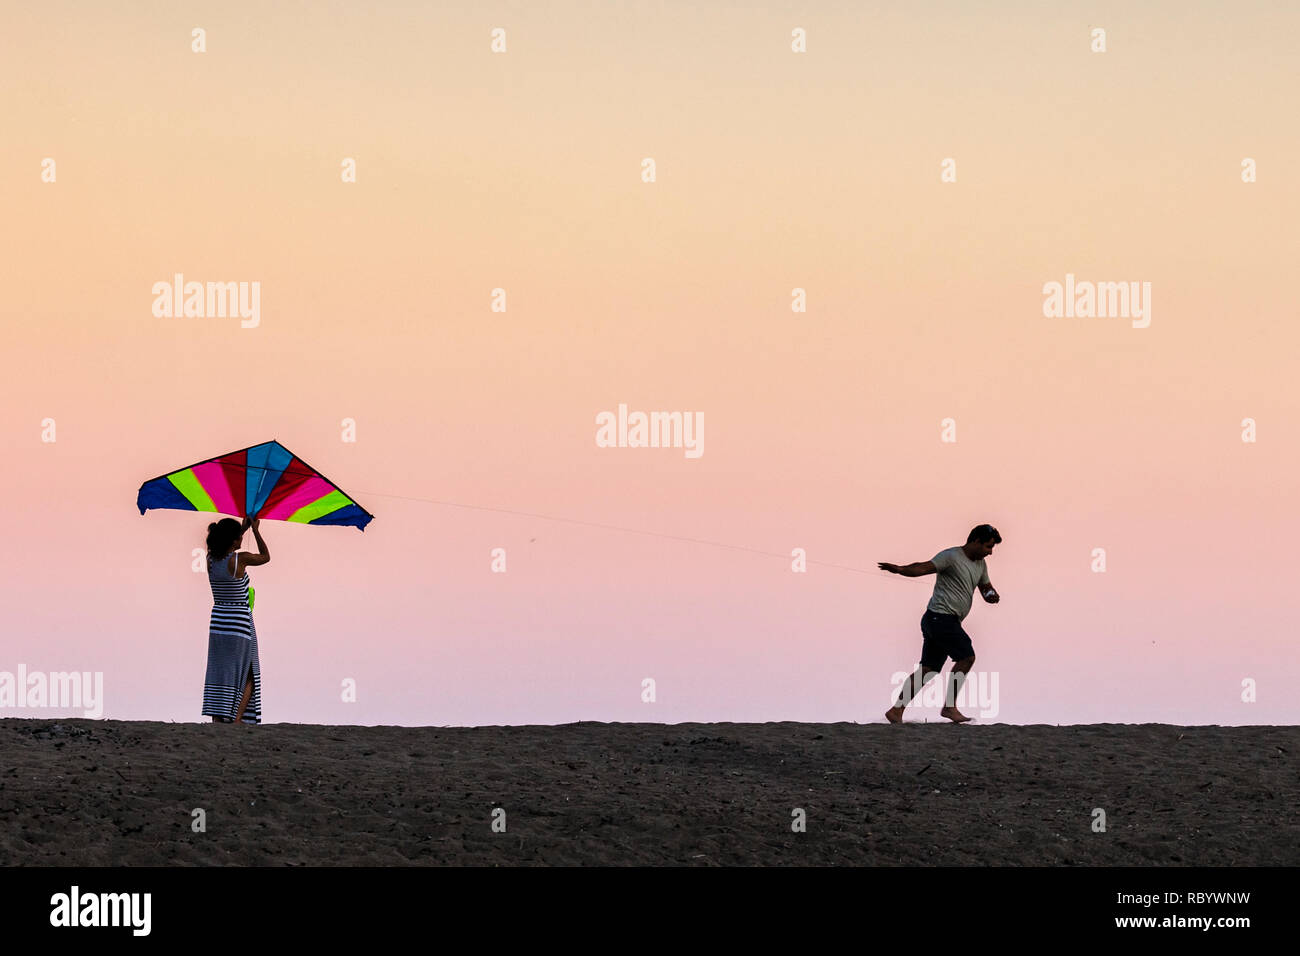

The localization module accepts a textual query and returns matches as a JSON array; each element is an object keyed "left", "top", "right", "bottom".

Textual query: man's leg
[
  {"left": 886, "top": 664, "right": 941, "bottom": 722},
  {"left": 940, "top": 655, "right": 975, "bottom": 723}
]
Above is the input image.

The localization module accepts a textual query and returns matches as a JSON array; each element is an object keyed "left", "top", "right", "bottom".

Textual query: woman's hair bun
[{"left": 205, "top": 517, "right": 243, "bottom": 557}]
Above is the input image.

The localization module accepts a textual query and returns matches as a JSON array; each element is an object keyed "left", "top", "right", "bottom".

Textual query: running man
[{"left": 878, "top": 524, "right": 1001, "bottom": 724}]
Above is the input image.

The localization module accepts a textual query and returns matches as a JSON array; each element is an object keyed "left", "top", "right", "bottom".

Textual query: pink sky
[{"left": 1, "top": 1, "right": 1296, "bottom": 725}]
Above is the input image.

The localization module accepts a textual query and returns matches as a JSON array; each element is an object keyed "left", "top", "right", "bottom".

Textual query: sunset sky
[{"left": 2, "top": 1, "right": 1296, "bottom": 726}]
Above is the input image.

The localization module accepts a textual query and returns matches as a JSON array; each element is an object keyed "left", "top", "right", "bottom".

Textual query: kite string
[{"left": 352, "top": 488, "right": 895, "bottom": 579}]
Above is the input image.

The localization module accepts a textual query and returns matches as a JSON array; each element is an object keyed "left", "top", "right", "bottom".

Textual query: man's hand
[
  {"left": 878, "top": 561, "right": 936, "bottom": 578},
  {"left": 982, "top": 587, "right": 999, "bottom": 603}
]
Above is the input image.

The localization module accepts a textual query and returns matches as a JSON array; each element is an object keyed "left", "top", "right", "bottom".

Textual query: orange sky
[{"left": 1, "top": 1, "right": 1296, "bottom": 725}]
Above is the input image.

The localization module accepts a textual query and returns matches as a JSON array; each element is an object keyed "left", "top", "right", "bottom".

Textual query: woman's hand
[{"left": 248, "top": 517, "right": 261, "bottom": 532}]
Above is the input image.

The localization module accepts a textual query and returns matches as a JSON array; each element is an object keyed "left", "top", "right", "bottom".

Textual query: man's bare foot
[
  {"left": 885, "top": 706, "right": 905, "bottom": 724},
  {"left": 940, "top": 706, "right": 972, "bottom": 723}
]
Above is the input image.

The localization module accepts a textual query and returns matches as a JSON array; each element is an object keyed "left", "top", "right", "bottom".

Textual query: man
[{"left": 878, "top": 524, "right": 1001, "bottom": 724}]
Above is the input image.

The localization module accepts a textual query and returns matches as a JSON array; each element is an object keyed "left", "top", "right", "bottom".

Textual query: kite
[{"left": 136, "top": 439, "right": 374, "bottom": 531}]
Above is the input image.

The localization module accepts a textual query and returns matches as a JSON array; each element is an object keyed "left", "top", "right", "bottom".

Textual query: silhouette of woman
[{"left": 202, "top": 516, "right": 269, "bottom": 724}]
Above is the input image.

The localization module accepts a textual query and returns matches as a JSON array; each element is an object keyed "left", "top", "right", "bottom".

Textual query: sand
[{"left": 1, "top": 719, "right": 1294, "bottom": 865}]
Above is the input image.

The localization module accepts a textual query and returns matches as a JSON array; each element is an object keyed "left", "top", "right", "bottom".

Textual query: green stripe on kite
[
  {"left": 169, "top": 469, "right": 216, "bottom": 512},
  {"left": 288, "top": 490, "right": 353, "bottom": 524}
]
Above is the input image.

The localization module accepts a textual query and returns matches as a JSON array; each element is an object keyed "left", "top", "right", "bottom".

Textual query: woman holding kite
[
  {"left": 135, "top": 440, "right": 374, "bottom": 723},
  {"left": 202, "top": 516, "right": 269, "bottom": 724}
]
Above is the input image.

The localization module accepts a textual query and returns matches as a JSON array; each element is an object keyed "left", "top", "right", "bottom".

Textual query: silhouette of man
[{"left": 879, "top": 524, "right": 1001, "bottom": 723}]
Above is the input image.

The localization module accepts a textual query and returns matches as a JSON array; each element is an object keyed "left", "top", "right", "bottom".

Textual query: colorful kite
[{"left": 136, "top": 440, "right": 374, "bottom": 531}]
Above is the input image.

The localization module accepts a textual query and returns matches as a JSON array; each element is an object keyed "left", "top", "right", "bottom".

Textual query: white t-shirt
[{"left": 927, "top": 546, "right": 990, "bottom": 620}]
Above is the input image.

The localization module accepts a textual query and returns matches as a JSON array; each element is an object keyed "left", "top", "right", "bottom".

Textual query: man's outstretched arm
[{"left": 877, "top": 561, "right": 937, "bottom": 577}]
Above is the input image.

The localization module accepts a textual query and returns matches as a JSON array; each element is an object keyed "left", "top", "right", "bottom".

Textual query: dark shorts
[{"left": 919, "top": 610, "right": 975, "bottom": 670}]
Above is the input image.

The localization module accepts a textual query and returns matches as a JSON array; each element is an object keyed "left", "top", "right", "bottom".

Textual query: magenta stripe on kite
[
  {"left": 259, "top": 475, "right": 337, "bottom": 521},
  {"left": 192, "top": 461, "right": 242, "bottom": 516}
]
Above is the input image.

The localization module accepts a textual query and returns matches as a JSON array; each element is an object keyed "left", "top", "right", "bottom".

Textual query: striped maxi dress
[{"left": 201, "top": 550, "right": 262, "bottom": 724}]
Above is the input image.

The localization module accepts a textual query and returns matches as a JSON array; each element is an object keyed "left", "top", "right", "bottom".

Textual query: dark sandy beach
[{"left": 1, "top": 719, "right": 1294, "bottom": 866}]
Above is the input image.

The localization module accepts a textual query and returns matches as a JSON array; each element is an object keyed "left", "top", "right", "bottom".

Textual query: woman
[{"left": 202, "top": 516, "right": 270, "bottom": 724}]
